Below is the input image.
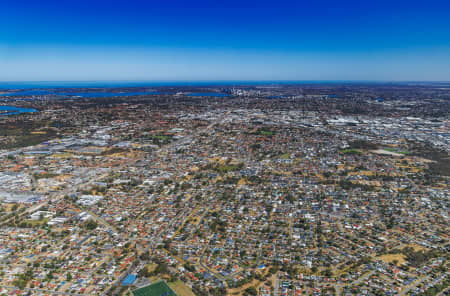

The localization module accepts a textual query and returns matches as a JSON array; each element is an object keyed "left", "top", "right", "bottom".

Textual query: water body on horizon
[
  {"left": 0, "top": 90, "right": 164, "bottom": 98},
  {"left": 186, "top": 92, "right": 231, "bottom": 97},
  {"left": 0, "top": 80, "right": 382, "bottom": 90},
  {"left": 0, "top": 106, "right": 38, "bottom": 116},
  {"left": 0, "top": 89, "right": 232, "bottom": 99}
]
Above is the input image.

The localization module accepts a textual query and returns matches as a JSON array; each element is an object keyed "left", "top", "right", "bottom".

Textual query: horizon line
[{"left": 1, "top": 79, "right": 450, "bottom": 84}]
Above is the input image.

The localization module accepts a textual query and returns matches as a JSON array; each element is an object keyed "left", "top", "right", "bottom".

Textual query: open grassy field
[
  {"left": 21, "top": 218, "right": 49, "bottom": 228},
  {"left": 168, "top": 280, "right": 195, "bottom": 296},
  {"left": 278, "top": 153, "right": 291, "bottom": 159},
  {"left": 228, "top": 278, "right": 260, "bottom": 295},
  {"left": 340, "top": 148, "right": 361, "bottom": 155},
  {"left": 377, "top": 254, "right": 407, "bottom": 266},
  {"left": 141, "top": 278, "right": 194, "bottom": 296},
  {"left": 407, "top": 243, "right": 428, "bottom": 252}
]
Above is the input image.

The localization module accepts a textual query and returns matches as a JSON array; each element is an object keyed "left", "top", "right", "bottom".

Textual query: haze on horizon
[{"left": 1, "top": 0, "right": 450, "bottom": 82}]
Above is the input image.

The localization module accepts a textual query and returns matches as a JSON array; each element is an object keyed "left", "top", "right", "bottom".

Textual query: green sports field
[{"left": 133, "top": 281, "right": 177, "bottom": 296}]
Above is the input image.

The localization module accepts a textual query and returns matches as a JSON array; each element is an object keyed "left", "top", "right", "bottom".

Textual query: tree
[
  {"left": 244, "top": 286, "right": 257, "bottom": 296},
  {"left": 323, "top": 268, "right": 333, "bottom": 277},
  {"left": 240, "top": 250, "right": 247, "bottom": 258},
  {"left": 83, "top": 220, "right": 98, "bottom": 230}
]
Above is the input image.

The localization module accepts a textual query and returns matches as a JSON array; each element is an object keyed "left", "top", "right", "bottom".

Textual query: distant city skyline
[{"left": 1, "top": 0, "right": 450, "bottom": 81}]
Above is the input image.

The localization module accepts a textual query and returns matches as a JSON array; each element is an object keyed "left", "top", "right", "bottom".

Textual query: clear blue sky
[{"left": 1, "top": 0, "right": 450, "bottom": 81}]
